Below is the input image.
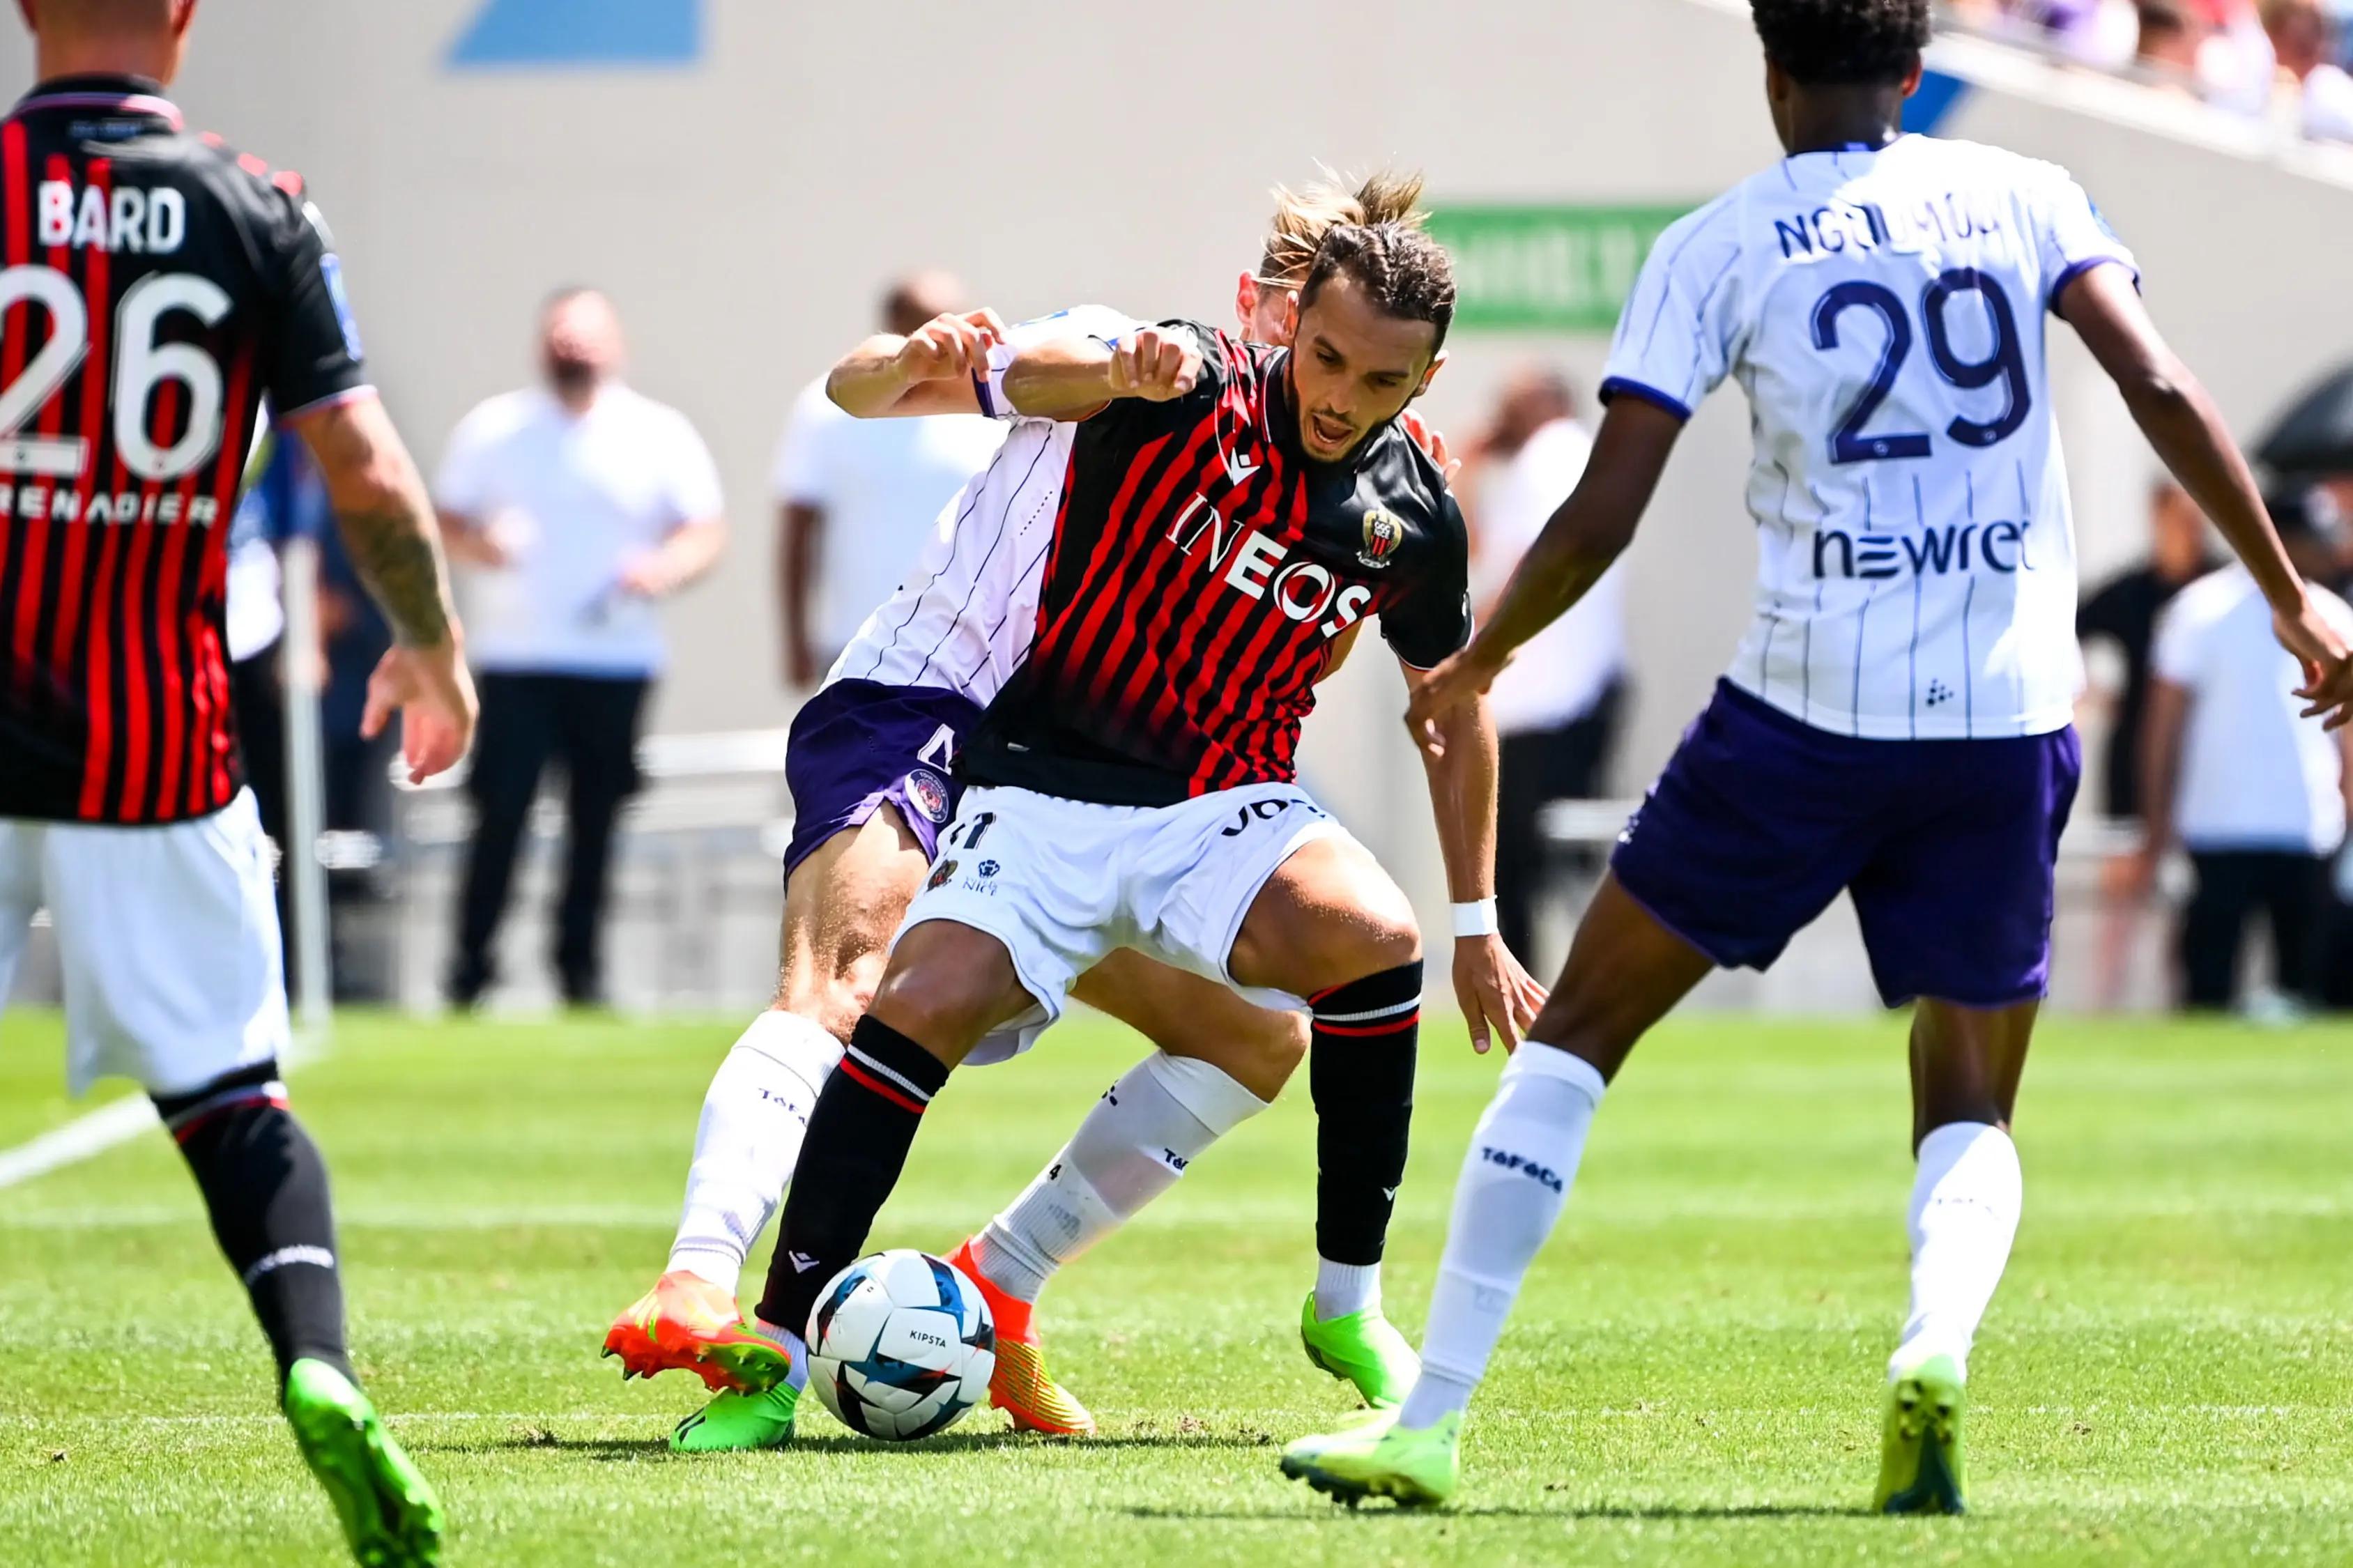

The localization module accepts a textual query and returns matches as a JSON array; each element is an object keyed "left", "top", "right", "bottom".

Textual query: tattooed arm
[{"left": 285, "top": 392, "right": 479, "bottom": 781}]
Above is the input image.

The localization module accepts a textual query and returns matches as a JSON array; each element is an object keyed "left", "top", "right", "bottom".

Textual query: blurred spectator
[
  {"left": 1947, "top": 0, "right": 2353, "bottom": 139},
  {"left": 773, "top": 272, "right": 1008, "bottom": 690},
  {"left": 2078, "top": 482, "right": 2218, "bottom": 822},
  {"left": 2136, "top": 497, "right": 2353, "bottom": 1010},
  {"left": 2317, "top": 479, "right": 2353, "bottom": 590},
  {"left": 2137, "top": 1, "right": 2212, "bottom": 88},
  {"left": 1461, "top": 367, "right": 1624, "bottom": 966},
  {"left": 2078, "top": 482, "right": 2216, "bottom": 1004},
  {"left": 2032, "top": 0, "right": 2144, "bottom": 68},
  {"left": 233, "top": 431, "right": 401, "bottom": 1000},
  {"left": 2264, "top": 0, "right": 2353, "bottom": 137},
  {"left": 436, "top": 289, "right": 728, "bottom": 1009},
  {"left": 2189, "top": 0, "right": 2280, "bottom": 112},
  {"left": 225, "top": 431, "right": 302, "bottom": 856}
]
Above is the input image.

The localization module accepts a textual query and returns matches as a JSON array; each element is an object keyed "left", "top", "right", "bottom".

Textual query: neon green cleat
[
  {"left": 282, "top": 1358, "right": 446, "bottom": 1568},
  {"left": 670, "top": 1380, "right": 799, "bottom": 1453},
  {"left": 1280, "top": 1409, "right": 1461, "bottom": 1508},
  {"left": 1279, "top": 1406, "right": 1397, "bottom": 1468},
  {"left": 1875, "top": 1354, "right": 1968, "bottom": 1515},
  {"left": 1298, "top": 1291, "right": 1420, "bottom": 1408}
]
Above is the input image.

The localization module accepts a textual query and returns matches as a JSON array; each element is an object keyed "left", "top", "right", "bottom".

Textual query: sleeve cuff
[
  {"left": 1597, "top": 376, "right": 1694, "bottom": 422},
  {"left": 2047, "top": 256, "right": 2139, "bottom": 314},
  {"left": 271, "top": 383, "right": 378, "bottom": 422}
]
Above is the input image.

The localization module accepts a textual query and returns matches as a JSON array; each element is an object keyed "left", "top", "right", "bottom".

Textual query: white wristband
[{"left": 1451, "top": 898, "right": 1499, "bottom": 939}]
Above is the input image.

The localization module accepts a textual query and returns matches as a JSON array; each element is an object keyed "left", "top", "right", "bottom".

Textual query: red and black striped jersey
[
  {"left": 0, "top": 75, "right": 369, "bottom": 824},
  {"left": 962, "top": 322, "right": 1471, "bottom": 807}
]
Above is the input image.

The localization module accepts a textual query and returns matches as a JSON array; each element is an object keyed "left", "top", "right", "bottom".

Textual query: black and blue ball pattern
[{"left": 804, "top": 1250, "right": 997, "bottom": 1440}]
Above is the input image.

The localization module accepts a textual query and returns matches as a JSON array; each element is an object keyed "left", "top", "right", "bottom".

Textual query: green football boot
[
  {"left": 1298, "top": 1291, "right": 1420, "bottom": 1408},
  {"left": 670, "top": 1380, "right": 800, "bottom": 1453},
  {"left": 1874, "top": 1353, "right": 1968, "bottom": 1515},
  {"left": 281, "top": 1358, "right": 446, "bottom": 1568},
  {"left": 1280, "top": 1408, "right": 1461, "bottom": 1508}
]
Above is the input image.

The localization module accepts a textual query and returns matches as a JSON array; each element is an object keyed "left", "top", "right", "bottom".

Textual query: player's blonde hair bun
[{"left": 1260, "top": 168, "right": 1430, "bottom": 289}]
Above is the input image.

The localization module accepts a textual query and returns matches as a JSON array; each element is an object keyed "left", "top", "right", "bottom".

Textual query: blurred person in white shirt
[
  {"left": 2136, "top": 493, "right": 2353, "bottom": 1010},
  {"left": 435, "top": 289, "right": 728, "bottom": 1008},
  {"left": 2264, "top": 0, "right": 2353, "bottom": 137},
  {"left": 772, "top": 273, "right": 1009, "bottom": 689},
  {"left": 1462, "top": 367, "right": 1625, "bottom": 965}
]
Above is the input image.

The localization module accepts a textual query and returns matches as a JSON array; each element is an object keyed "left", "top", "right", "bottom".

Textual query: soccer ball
[{"left": 804, "top": 1250, "right": 996, "bottom": 1440}]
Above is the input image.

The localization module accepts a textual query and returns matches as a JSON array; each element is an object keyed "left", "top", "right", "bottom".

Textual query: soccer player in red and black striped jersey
[
  {"left": 680, "top": 219, "right": 1537, "bottom": 1447},
  {"left": 0, "top": 4, "right": 472, "bottom": 1563}
]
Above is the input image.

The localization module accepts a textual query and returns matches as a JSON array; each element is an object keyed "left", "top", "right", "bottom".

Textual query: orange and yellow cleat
[
  {"left": 601, "top": 1270, "right": 792, "bottom": 1396},
  {"left": 948, "top": 1238, "right": 1096, "bottom": 1437}
]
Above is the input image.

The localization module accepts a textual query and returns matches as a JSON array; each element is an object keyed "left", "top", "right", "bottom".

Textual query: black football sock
[
  {"left": 1308, "top": 960, "right": 1423, "bottom": 1272},
  {"left": 156, "top": 1063, "right": 354, "bottom": 1391},
  {"left": 756, "top": 1015, "right": 952, "bottom": 1339}
]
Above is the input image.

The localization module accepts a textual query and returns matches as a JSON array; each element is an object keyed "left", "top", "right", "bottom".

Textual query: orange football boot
[
  {"left": 601, "top": 1270, "right": 792, "bottom": 1395},
  {"left": 947, "top": 1238, "right": 1096, "bottom": 1436}
]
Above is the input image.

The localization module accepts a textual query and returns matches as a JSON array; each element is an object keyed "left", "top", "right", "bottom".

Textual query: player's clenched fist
[
  {"left": 1109, "top": 326, "right": 1202, "bottom": 401},
  {"left": 894, "top": 309, "right": 1007, "bottom": 384}
]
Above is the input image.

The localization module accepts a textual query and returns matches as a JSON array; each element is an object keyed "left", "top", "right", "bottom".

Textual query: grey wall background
[{"left": 9, "top": 0, "right": 2350, "bottom": 974}]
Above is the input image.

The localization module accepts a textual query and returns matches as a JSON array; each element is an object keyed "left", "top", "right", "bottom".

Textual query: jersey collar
[
  {"left": 14, "top": 74, "right": 183, "bottom": 130},
  {"left": 1785, "top": 133, "right": 1907, "bottom": 160}
]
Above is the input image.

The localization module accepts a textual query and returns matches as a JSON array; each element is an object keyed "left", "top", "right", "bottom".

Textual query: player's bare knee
[
  {"left": 866, "top": 922, "right": 1027, "bottom": 1061},
  {"left": 1223, "top": 1009, "right": 1310, "bottom": 1100},
  {"left": 769, "top": 964, "right": 869, "bottom": 1041}
]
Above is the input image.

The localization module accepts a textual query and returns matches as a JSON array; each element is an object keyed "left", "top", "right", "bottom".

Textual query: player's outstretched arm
[
  {"left": 1407, "top": 397, "right": 1683, "bottom": 752},
  {"left": 2060, "top": 263, "right": 2353, "bottom": 727},
  {"left": 826, "top": 309, "right": 1007, "bottom": 417},
  {"left": 1001, "top": 325, "right": 1202, "bottom": 421},
  {"left": 1409, "top": 675, "right": 1549, "bottom": 1054},
  {"left": 286, "top": 393, "right": 480, "bottom": 783}
]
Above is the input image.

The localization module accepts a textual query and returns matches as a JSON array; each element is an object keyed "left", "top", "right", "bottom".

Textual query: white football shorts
[
  {"left": 0, "top": 789, "right": 291, "bottom": 1098},
  {"left": 901, "top": 781, "right": 1347, "bottom": 1065}
]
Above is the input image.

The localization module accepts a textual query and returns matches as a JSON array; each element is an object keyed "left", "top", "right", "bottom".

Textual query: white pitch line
[
  {"left": 0, "top": 1031, "right": 326, "bottom": 1195},
  {"left": 0, "top": 1094, "right": 159, "bottom": 1192}
]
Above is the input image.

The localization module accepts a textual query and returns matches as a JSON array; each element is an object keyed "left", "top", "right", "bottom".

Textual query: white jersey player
[
  {"left": 605, "top": 176, "right": 1528, "bottom": 1451},
  {"left": 1604, "top": 132, "right": 2122, "bottom": 739},
  {"left": 823, "top": 307, "right": 1122, "bottom": 715},
  {"left": 1284, "top": 0, "right": 2353, "bottom": 1515}
]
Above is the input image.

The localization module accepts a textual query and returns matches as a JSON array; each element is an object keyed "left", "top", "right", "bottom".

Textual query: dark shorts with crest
[
  {"left": 1609, "top": 680, "right": 2082, "bottom": 1009},
  {"left": 781, "top": 679, "right": 983, "bottom": 878}
]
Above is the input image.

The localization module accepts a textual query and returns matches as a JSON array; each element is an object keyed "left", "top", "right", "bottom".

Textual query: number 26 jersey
[
  {"left": 1602, "top": 134, "right": 2137, "bottom": 741},
  {"left": 0, "top": 75, "right": 369, "bottom": 824}
]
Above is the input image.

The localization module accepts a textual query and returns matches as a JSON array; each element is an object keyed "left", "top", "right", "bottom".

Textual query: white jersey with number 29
[{"left": 1602, "top": 134, "right": 2137, "bottom": 740}]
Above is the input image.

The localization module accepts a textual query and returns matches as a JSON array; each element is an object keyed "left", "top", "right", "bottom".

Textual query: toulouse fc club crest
[
  {"left": 906, "top": 767, "right": 951, "bottom": 825},
  {"left": 1358, "top": 507, "right": 1403, "bottom": 569}
]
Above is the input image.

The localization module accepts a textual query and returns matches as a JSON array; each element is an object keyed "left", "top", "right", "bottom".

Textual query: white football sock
[
  {"left": 1397, "top": 1043, "right": 1606, "bottom": 1432},
  {"left": 1313, "top": 1259, "right": 1381, "bottom": 1321},
  {"left": 666, "top": 1010, "right": 845, "bottom": 1295},
  {"left": 975, "top": 1051, "right": 1269, "bottom": 1304},
  {"left": 1890, "top": 1120, "right": 2022, "bottom": 1381},
  {"left": 749, "top": 1317, "right": 810, "bottom": 1392}
]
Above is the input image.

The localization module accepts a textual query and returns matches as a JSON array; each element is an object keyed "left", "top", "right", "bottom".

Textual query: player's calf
[
  {"left": 160, "top": 1065, "right": 447, "bottom": 1564},
  {"left": 960, "top": 1050, "right": 1273, "bottom": 1433},
  {"left": 1229, "top": 839, "right": 1427, "bottom": 1401},
  {"left": 158, "top": 1063, "right": 351, "bottom": 1388},
  {"left": 750, "top": 1014, "right": 961, "bottom": 1362}
]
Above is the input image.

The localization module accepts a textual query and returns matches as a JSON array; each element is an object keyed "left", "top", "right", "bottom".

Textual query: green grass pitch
[{"left": 3, "top": 1008, "right": 2350, "bottom": 1565}]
